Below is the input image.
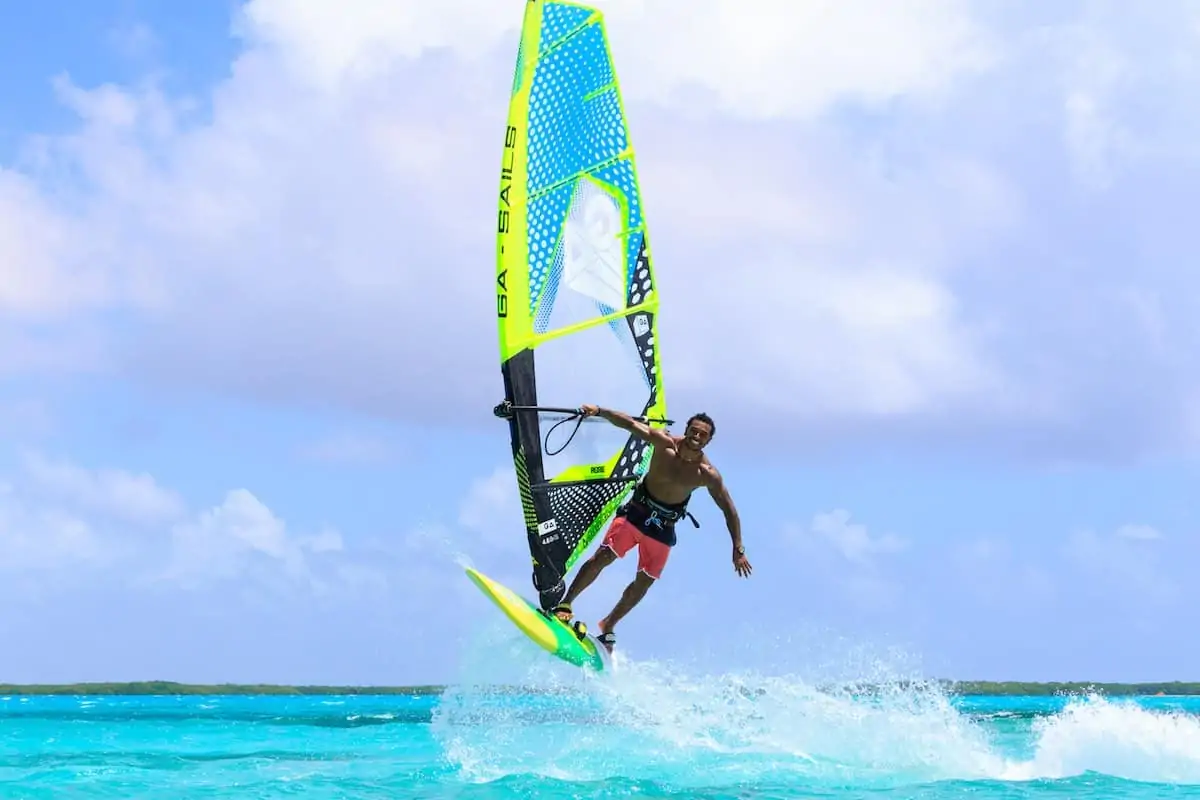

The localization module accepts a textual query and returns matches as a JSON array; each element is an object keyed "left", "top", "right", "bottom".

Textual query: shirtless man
[{"left": 550, "top": 405, "right": 752, "bottom": 653}]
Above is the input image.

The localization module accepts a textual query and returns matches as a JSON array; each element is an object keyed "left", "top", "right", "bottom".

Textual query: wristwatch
[{"left": 734, "top": 545, "right": 745, "bottom": 556}]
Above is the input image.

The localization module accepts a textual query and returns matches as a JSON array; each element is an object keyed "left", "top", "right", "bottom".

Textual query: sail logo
[
  {"left": 497, "top": 123, "right": 518, "bottom": 318},
  {"left": 633, "top": 314, "right": 649, "bottom": 337}
]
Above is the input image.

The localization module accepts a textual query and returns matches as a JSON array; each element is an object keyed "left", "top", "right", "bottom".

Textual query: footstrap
[{"left": 597, "top": 632, "right": 616, "bottom": 645}]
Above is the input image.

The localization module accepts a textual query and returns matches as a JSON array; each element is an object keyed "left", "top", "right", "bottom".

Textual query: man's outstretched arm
[
  {"left": 703, "top": 466, "right": 752, "bottom": 577},
  {"left": 580, "top": 404, "right": 673, "bottom": 448}
]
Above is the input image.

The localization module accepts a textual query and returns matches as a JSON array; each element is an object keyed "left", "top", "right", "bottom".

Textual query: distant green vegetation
[
  {"left": 946, "top": 681, "right": 1200, "bottom": 697},
  {"left": 1, "top": 680, "right": 1198, "bottom": 697},
  {"left": 0, "top": 681, "right": 444, "bottom": 696}
]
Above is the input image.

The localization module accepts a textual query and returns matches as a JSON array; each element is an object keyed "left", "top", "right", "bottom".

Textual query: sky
[{"left": 3, "top": 0, "right": 1200, "bottom": 687}]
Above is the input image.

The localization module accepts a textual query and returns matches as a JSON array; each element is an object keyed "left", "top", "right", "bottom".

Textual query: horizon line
[{"left": 3, "top": 679, "right": 1200, "bottom": 697}]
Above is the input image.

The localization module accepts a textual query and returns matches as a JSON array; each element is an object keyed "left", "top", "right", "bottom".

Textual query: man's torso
[
  {"left": 616, "top": 437, "right": 711, "bottom": 547},
  {"left": 642, "top": 436, "right": 710, "bottom": 503}
]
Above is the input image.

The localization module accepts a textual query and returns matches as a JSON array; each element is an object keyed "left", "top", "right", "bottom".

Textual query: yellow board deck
[{"left": 465, "top": 566, "right": 610, "bottom": 672}]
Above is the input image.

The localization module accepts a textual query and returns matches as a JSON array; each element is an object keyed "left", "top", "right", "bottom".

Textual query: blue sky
[{"left": 4, "top": 0, "right": 1200, "bottom": 687}]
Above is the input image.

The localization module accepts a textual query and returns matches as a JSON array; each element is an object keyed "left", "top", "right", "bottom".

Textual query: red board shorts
[{"left": 601, "top": 515, "right": 671, "bottom": 580}]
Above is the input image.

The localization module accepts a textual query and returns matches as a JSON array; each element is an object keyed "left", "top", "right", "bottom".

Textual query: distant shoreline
[{"left": 1, "top": 680, "right": 1198, "bottom": 697}]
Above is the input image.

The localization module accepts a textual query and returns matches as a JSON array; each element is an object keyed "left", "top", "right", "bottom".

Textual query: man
[{"left": 549, "top": 404, "right": 752, "bottom": 653}]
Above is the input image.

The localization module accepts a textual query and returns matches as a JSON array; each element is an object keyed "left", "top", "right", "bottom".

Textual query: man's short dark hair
[{"left": 687, "top": 412, "right": 715, "bottom": 438}]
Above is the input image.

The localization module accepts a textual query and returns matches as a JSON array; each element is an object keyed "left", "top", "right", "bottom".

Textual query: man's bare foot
[{"left": 596, "top": 617, "right": 616, "bottom": 653}]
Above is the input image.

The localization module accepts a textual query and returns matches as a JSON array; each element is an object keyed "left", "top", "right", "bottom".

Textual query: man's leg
[
  {"left": 598, "top": 532, "right": 670, "bottom": 642},
  {"left": 560, "top": 546, "right": 616, "bottom": 609},
  {"left": 555, "top": 517, "right": 636, "bottom": 620},
  {"left": 597, "top": 571, "right": 655, "bottom": 636}
]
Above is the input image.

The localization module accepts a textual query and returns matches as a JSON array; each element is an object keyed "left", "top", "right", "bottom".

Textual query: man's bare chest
[{"left": 650, "top": 448, "right": 706, "bottom": 488}]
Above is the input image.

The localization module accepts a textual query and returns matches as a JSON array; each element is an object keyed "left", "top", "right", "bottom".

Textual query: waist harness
[{"left": 618, "top": 481, "right": 700, "bottom": 546}]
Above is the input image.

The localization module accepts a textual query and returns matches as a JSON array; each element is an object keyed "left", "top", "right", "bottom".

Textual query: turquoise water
[{"left": 6, "top": 637, "right": 1200, "bottom": 798}]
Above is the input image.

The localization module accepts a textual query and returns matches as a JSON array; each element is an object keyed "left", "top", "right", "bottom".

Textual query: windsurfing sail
[{"left": 494, "top": 0, "right": 669, "bottom": 612}]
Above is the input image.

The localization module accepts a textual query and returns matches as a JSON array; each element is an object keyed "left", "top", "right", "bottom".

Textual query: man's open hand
[{"left": 733, "top": 550, "right": 752, "bottom": 577}]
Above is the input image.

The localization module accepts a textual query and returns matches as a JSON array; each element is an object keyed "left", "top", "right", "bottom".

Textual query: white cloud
[
  {"left": 389, "top": 466, "right": 547, "bottom": 602},
  {"left": 782, "top": 509, "right": 908, "bottom": 614},
  {"left": 1059, "top": 26, "right": 1133, "bottom": 190},
  {"left": 108, "top": 22, "right": 159, "bottom": 62},
  {"left": 0, "top": 169, "right": 103, "bottom": 319},
  {"left": 20, "top": 451, "right": 185, "bottom": 525},
  {"left": 236, "top": 0, "right": 518, "bottom": 88},
  {"left": 679, "top": 257, "right": 996, "bottom": 420},
  {"left": 158, "top": 488, "right": 345, "bottom": 588},
  {"left": 804, "top": 509, "right": 908, "bottom": 564},
  {"left": 603, "top": 0, "right": 997, "bottom": 120},
  {"left": 5, "top": 0, "right": 1200, "bottom": 464},
  {"left": 0, "top": 482, "right": 103, "bottom": 571},
  {"left": 458, "top": 466, "right": 525, "bottom": 554},
  {"left": 239, "top": 0, "right": 996, "bottom": 119},
  {"left": 1115, "top": 523, "right": 1162, "bottom": 541},
  {"left": 0, "top": 453, "right": 377, "bottom": 596}
]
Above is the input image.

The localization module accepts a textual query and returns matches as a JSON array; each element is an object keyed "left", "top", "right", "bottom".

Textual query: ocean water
[{"left": 5, "top": 633, "right": 1200, "bottom": 798}]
